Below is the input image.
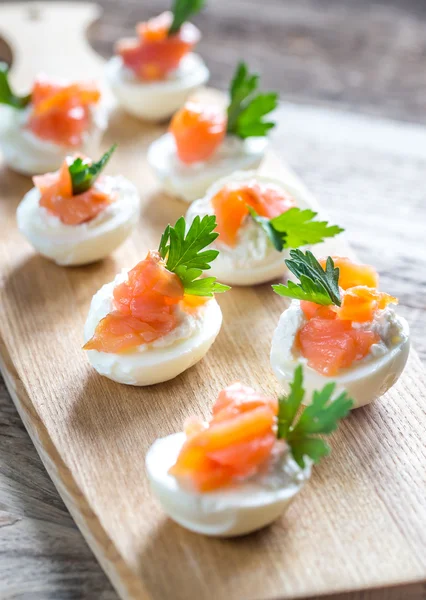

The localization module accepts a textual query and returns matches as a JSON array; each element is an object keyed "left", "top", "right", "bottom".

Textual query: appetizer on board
[
  {"left": 148, "top": 62, "right": 278, "bottom": 202},
  {"left": 186, "top": 171, "right": 343, "bottom": 285},
  {"left": 270, "top": 251, "right": 410, "bottom": 408},
  {"left": 17, "top": 145, "right": 140, "bottom": 266},
  {"left": 0, "top": 63, "right": 107, "bottom": 175},
  {"left": 147, "top": 366, "right": 352, "bottom": 537},
  {"left": 83, "top": 216, "right": 229, "bottom": 385},
  {"left": 106, "top": 0, "right": 209, "bottom": 121}
]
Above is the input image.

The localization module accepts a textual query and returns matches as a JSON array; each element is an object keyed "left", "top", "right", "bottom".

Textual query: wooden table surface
[{"left": 1, "top": 1, "right": 426, "bottom": 599}]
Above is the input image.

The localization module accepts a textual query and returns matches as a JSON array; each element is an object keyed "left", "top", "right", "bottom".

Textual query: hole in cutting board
[
  {"left": 0, "top": 2, "right": 44, "bottom": 68},
  {"left": 0, "top": 36, "right": 13, "bottom": 67}
]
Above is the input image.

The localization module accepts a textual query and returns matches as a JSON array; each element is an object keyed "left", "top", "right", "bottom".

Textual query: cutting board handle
[{"left": 0, "top": 1, "right": 104, "bottom": 90}]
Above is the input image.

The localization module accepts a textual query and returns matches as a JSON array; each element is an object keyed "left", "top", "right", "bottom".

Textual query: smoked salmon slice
[
  {"left": 211, "top": 182, "right": 296, "bottom": 247},
  {"left": 297, "top": 257, "right": 396, "bottom": 375},
  {"left": 169, "top": 102, "right": 227, "bottom": 165},
  {"left": 84, "top": 252, "right": 185, "bottom": 353},
  {"left": 27, "top": 79, "right": 101, "bottom": 147},
  {"left": 338, "top": 286, "right": 397, "bottom": 323},
  {"left": 320, "top": 256, "right": 378, "bottom": 290},
  {"left": 34, "top": 158, "right": 112, "bottom": 226},
  {"left": 297, "top": 316, "right": 379, "bottom": 376},
  {"left": 117, "top": 12, "right": 200, "bottom": 81},
  {"left": 169, "top": 383, "right": 278, "bottom": 492}
]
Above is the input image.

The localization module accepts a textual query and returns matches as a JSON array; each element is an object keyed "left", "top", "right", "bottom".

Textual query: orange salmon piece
[
  {"left": 169, "top": 383, "right": 278, "bottom": 492},
  {"left": 212, "top": 182, "right": 296, "bottom": 247},
  {"left": 84, "top": 252, "right": 185, "bottom": 354},
  {"left": 300, "top": 301, "right": 337, "bottom": 320},
  {"left": 83, "top": 312, "right": 177, "bottom": 353},
  {"left": 117, "top": 12, "right": 200, "bottom": 81},
  {"left": 297, "top": 317, "right": 379, "bottom": 376},
  {"left": 320, "top": 256, "right": 379, "bottom": 290},
  {"left": 169, "top": 102, "right": 227, "bottom": 165},
  {"left": 34, "top": 159, "right": 112, "bottom": 226},
  {"left": 27, "top": 79, "right": 101, "bottom": 147},
  {"left": 338, "top": 286, "right": 397, "bottom": 323}
]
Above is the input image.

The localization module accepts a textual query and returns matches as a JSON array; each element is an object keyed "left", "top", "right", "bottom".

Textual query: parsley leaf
[
  {"left": 277, "top": 365, "right": 305, "bottom": 439},
  {"left": 272, "top": 249, "right": 342, "bottom": 306},
  {"left": 227, "top": 62, "right": 278, "bottom": 139},
  {"left": 158, "top": 215, "right": 231, "bottom": 297},
  {"left": 278, "top": 365, "right": 353, "bottom": 468},
  {"left": 169, "top": 0, "right": 206, "bottom": 36},
  {"left": 0, "top": 62, "right": 31, "bottom": 109},
  {"left": 69, "top": 144, "right": 117, "bottom": 196},
  {"left": 249, "top": 206, "right": 344, "bottom": 252}
]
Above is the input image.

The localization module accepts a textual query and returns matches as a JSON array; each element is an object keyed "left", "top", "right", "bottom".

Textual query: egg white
[
  {"left": 84, "top": 274, "right": 222, "bottom": 385},
  {"left": 17, "top": 175, "right": 140, "bottom": 266},
  {"left": 148, "top": 133, "right": 268, "bottom": 203},
  {"left": 146, "top": 432, "right": 311, "bottom": 537},
  {"left": 106, "top": 53, "right": 209, "bottom": 122},
  {"left": 185, "top": 171, "right": 315, "bottom": 286},
  {"left": 0, "top": 103, "right": 108, "bottom": 176},
  {"left": 270, "top": 301, "right": 410, "bottom": 408}
]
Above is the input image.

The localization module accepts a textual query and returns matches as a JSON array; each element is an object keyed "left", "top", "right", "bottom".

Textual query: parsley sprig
[
  {"left": 168, "top": 0, "right": 205, "bottom": 36},
  {"left": 68, "top": 144, "right": 117, "bottom": 196},
  {"left": 278, "top": 366, "right": 353, "bottom": 468},
  {"left": 226, "top": 62, "right": 278, "bottom": 139},
  {"left": 248, "top": 206, "right": 344, "bottom": 252},
  {"left": 273, "top": 249, "right": 341, "bottom": 306},
  {"left": 159, "top": 215, "right": 231, "bottom": 297},
  {"left": 0, "top": 62, "right": 31, "bottom": 109}
]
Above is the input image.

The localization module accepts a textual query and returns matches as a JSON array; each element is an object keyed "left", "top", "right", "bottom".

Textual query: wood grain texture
[{"left": 0, "top": 3, "right": 426, "bottom": 600}]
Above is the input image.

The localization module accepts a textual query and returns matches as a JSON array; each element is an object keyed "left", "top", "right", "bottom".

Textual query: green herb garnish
[
  {"left": 272, "top": 249, "right": 341, "bottom": 306},
  {"left": 0, "top": 62, "right": 31, "bottom": 109},
  {"left": 226, "top": 62, "right": 278, "bottom": 139},
  {"left": 68, "top": 144, "right": 117, "bottom": 196},
  {"left": 248, "top": 206, "right": 344, "bottom": 252},
  {"left": 278, "top": 365, "right": 353, "bottom": 468},
  {"left": 168, "top": 0, "right": 205, "bottom": 36},
  {"left": 158, "top": 215, "right": 230, "bottom": 296}
]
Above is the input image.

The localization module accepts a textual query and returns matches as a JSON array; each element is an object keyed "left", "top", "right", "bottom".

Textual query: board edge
[{"left": 0, "top": 332, "right": 150, "bottom": 600}]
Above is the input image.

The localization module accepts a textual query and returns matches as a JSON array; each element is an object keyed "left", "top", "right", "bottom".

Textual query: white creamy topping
[
  {"left": 31, "top": 176, "right": 129, "bottom": 233},
  {"left": 85, "top": 269, "right": 210, "bottom": 353},
  {"left": 187, "top": 176, "right": 283, "bottom": 271},
  {"left": 0, "top": 100, "right": 108, "bottom": 175},
  {"left": 146, "top": 432, "right": 311, "bottom": 537},
  {"left": 117, "top": 52, "right": 206, "bottom": 86},
  {"left": 357, "top": 305, "right": 406, "bottom": 359},
  {"left": 84, "top": 271, "right": 223, "bottom": 386},
  {"left": 163, "top": 134, "right": 265, "bottom": 176},
  {"left": 147, "top": 134, "right": 267, "bottom": 203},
  {"left": 106, "top": 53, "right": 209, "bottom": 122},
  {"left": 270, "top": 300, "right": 410, "bottom": 408},
  {"left": 17, "top": 174, "right": 140, "bottom": 265},
  {"left": 278, "top": 302, "right": 406, "bottom": 369},
  {"left": 185, "top": 171, "right": 317, "bottom": 285}
]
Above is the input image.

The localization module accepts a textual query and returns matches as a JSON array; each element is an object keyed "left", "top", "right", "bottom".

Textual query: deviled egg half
[
  {"left": 186, "top": 170, "right": 344, "bottom": 285},
  {"left": 0, "top": 63, "right": 108, "bottom": 175},
  {"left": 148, "top": 62, "right": 278, "bottom": 202},
  {"left": 106, "top": 2, "right": 209, "bottom": 121},
  {"left": 271, "top": 251, "right": 410, "bottom": 408},
  {"left": 17, "top": 146, "right": 140, "bottom": 266},
  {"left": 147, "top": 367, "right": 352, "bottom": 537},
  {"left": 83, "top": 215, "right": 229, "bottom": 385}
]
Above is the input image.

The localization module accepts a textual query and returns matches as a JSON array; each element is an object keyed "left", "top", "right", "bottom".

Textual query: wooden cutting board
[{"left": 0, "top": 3, "right": 425, "bottom": 600}]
